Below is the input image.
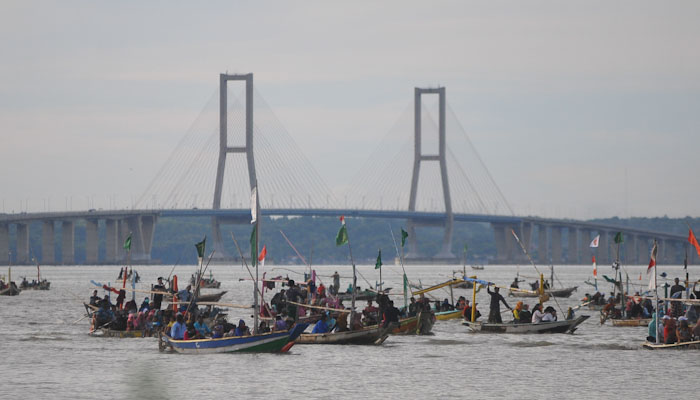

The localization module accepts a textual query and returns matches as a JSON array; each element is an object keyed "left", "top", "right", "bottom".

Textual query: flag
[
  {"left": 375, "top": 249, "right": 382, "bottom": 270},
  {"left": 250, "top": 186, "right": 258, "bottom": 224},
  {"left": 336, "top": 216, "right": 348, "bottom": 246},
  {"left": 401, "top": 228, "right": 408, "bottom": 248},
  {"left": 614, "top": 232, "right": 624, "bottom": 244},
  {"left": 258, "top": 245, "right": 267, "bottom": 267},
  {"left": 123, "top": 234, "right": 132, "bottom": 251},
  {"left": 688, "top": 229, "right": 700, "bottom": 258},
  {"left": 592, "top": 256, "right": 597, "bottom": 277},
  {"left": 250, "top": 225, "right": 257, "bottom": 266},
  {"left": 589, "top": 235, "right": 600, "bottom": 248},
  {"left": 648, "top": 271, "right": 656, "bottom": 291},
  {"left": 646, "top": 240, "right": 658, "bottom": 274},
  {"left": 195, "top": 237, "right": 206, "bottom": 264}
]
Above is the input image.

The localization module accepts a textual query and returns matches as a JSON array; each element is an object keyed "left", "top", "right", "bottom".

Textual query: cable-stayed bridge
[{"left": 0, "top": 73, "right": 691, "bottom": 266}]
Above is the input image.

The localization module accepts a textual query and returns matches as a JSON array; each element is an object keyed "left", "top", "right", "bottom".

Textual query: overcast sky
[{"left": 1, "top": 1, "right": 699, "bottom": 219}]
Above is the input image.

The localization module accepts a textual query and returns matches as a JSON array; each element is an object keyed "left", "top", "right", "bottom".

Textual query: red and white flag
[
  {"left": 592, "top": 256, "right": 597, "bottom": 277},
  {"left": 258, "top": 245, "right": 267, "bottom": 268},
  {"left": 647, "top": 240, "right": 657, "bottom": 274},
  {"left": 589, "top": 235, "right": 600, "bottom": 248}
]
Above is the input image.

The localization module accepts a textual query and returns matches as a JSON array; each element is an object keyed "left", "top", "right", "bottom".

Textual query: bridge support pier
[
  {"left": 105, "top": 219, "right": 118, "bottom": 263},
  {"left": 41, "top": 220, "right": 55, "bottom": 264},
  {"left": 579, "top": 229, "right": 591, "bottom": 264},
  {"left": 636, "top": 236, "right": 648, "bottom": 265},
  {"left": 85, "top": 219, "right": 99, "bottom": 264},
  {"left": 551, "top": 226, "right": 563, "bottom": 264},
  {"left": 16, "top": 223, "right": 29, "bottom": 264},
  {"left": 624, "top": 234, "right": 636, "bottom": 265},
  {"left": 492, "top": 224, "right": 507, "bottom": 264},
  {"left": 0, "top": 223, "right": 8, "bottom": 264},
  {"left": 597, "top": 231, "right": 609, "bottom": 265},
  {"left": 568, "top": 227, "right": 579, "bottom": 264},
  {"left": 61, "top": 221, "right": 74, "bottom": 265},
  {"left": 537, "top": 224, "right": 548, "bottom": 264}
]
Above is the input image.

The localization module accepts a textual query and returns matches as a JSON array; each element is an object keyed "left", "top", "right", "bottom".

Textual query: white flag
[
  {"left": 589, "top": 235, "right": 600, "bottom": 248},
  {"left": 250, "top": 186, "right": 257, "bottom": 224},
  {"left": 648, "top": 271, "right": 656, "bottom": 291}
]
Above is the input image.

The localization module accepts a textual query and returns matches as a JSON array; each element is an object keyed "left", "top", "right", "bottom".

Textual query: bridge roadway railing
[{"left": 0, "top": 209, "right": 690, "bottom": 265}]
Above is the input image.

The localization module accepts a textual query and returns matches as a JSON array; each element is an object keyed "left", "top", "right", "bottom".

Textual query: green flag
[
  {"left": 123, "top": 234, "right": 132, "bottom": 251},
  {"left": 336, "top": 217, "right": 348, "bottom": 246},
  {"left": 195, "top": 237, "right": 206, "bottom": 259},
  {"left": 463, "top": 244, "right": 468, "bottom": 253},
  {"left": 375, "top": 249, "right": 382, "bottom": 269},
  {"left": 614, "top": 232, "right": 624, "bottom": 244},
  {"left": 401, "top": 228, "right": 408, "bottom": 248},
  {"left": 250, "top": 225, "right": 257, "bottom": 267}
]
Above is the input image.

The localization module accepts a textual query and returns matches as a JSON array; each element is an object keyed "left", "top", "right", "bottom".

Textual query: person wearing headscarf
[{"left": 512, "top": 301, "right": 524, "bottom": 322}]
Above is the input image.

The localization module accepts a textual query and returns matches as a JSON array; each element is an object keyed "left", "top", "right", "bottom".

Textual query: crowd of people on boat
[{"left": 643, "top": 277, "right": 700, "bottom": 345}]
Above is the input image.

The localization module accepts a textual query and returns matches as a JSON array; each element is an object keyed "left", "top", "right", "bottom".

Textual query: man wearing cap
[{"left": 152, "top": 277, "right": 166, "bottom": 310}]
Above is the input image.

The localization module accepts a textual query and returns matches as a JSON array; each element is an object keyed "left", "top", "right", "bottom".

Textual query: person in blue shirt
[
  {"left": 194, "top": 314, "right": 211, "bottom": 337},
  {"left": 170, "top": 313, "right": 186, "bottom": 340},
  {"left": 312, "top": 313, "right": 330, "bottom": 334},
  {"left": 234, "top": 319, "right": 250, "bottom": 336}
]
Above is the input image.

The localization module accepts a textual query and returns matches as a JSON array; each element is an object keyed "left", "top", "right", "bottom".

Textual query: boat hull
[
  {"left": 463, "top": 315, "right": 590, "bottom": 334},
  {"left": 90, "top": 328, "right": 154, "bottom": 338},
  {"left": 641, "top": 340, "right": 700, "bottom": 350},
  {"left": 509, "top": 287, "right": 577, "bottom": 298},
  {"left": 391, "top": 313, "right": 434, "bottom": 335},
  {"left": 611, "top": 318, "right": 651, "bottom": 327},
  {"left": 435, "top": 309, "right": 462, "bottom": 321},
  {"left": 160, "top": 323, "right": 308, "bottom": 354},
  {"left": 297, "top": 326, "right": 388, "bottom": 345}
]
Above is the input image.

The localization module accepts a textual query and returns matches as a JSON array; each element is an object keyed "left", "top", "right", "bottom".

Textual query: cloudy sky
[{"left": 1, "top": 1, "right": 699, "bottom": 219}]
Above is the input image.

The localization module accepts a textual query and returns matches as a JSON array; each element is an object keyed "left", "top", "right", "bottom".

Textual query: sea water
[{"left": 0, "top": 263, "right": 697, "bottom": 399}]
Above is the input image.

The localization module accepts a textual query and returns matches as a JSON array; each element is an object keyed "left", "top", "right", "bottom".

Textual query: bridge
[{"left": 0, "top": 73, "right": 692, "bottom": 266}]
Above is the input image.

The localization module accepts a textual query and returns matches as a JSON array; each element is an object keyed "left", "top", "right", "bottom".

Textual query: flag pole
[
  {"left": 344, "top": 218, "right": 357, "bottom": 330},
  {"left": 389, "top": 225, "right": 410, "bottom": 311},
  {"left": 654, "top": 239, "right": 659, "bottom": 344},
  {"left": 253, "top": 184, "right": 260, "bottom": 335}
]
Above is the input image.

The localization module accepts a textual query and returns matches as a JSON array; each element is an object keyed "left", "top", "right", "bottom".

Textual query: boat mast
[
  {"left": 253, "top": 184, "right": 260, "bottom": 335},
  {"left": 653, "top": 239, "right": 659, "bottom": 344}
]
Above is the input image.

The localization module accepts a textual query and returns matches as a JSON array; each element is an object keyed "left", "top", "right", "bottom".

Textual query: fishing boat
[
  {"left": 463, "top": 315, "right": 590, "bottom": 334},
  {"left": 610, "top": 318, "right": 651, "bottom": 327},
  {"left": 296, "top": 325, "right": 389, "bottom": 345},
  {"left": 509, "top": 286, "right": 578, "bottom": 298},
  {"left": 435, "top": 309, "right": 462, "bottom": 321},
  {"left": 165, "top": 290, "right": 227, "bottom": 303},
  {"left": 336, "top": 288, "right": 391, "bottom": 302},
  {"left": 159, "top": 323, "right": 309, "bottom": 354},
  {"left": 641, "top": 340, "right": 700, "bottom": 350},
  {"left": 190, "top": 271, "right": 221, "bottom": 289},
  {"left": 20, "top": 260, "right": 51, "bottom": 290},
  {"left": 471, "top": 265, "right": 484, "bottom": 270},
  {"left": 391, "top": 313, "right": 434, "bottom": 335},
  {"left": 0, "top": 268, "right": 21, "bottom": 296},
  {"left": 90, "top": 328, "right": 156, "bottom": 338}
]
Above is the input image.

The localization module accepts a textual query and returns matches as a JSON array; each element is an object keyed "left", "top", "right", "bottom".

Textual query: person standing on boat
[
  {"left": 486, "top": 286, "right": 512, "bottom": 323},
  {"left": 332, "top": 271, "right": 340, "bottom": 295},
  {"left": 285, "top": 280, "right": 304, "bottom": 321},
  {"left": 89, "top": 290, "right": 100, "bottom": 306},
  {"left": 382, "top": 300, "right": 401, "bottom": 328},
  {"left": 152, "top": 277, "right": 166, "bottom": 311}
]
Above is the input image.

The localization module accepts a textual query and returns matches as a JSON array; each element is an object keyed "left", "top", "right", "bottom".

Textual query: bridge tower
[
  {"left": 212, "top": 73, "right": 257, "bottom": 257},
  {"left": 406, "top": 87, "right": 455, "bottom": 261}
]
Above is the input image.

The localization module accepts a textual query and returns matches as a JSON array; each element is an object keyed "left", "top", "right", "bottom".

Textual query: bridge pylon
[
  {"left": 406, "top": 86, "right": 456, "bottom": 262},
  {"left": 212, "top": 73, "right": 257, "bottom": 258}
]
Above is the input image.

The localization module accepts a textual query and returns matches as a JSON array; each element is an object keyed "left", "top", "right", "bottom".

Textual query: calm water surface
[{"left": 1, "top": 263, "right": 697, "bottom": 399}]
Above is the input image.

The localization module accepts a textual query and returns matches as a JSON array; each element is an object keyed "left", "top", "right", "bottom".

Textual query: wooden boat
[
  {"left": 165, "top": 290, "right": 227, "bottom": 303},
  {"left": 641, "top": 340, "right": 700, "bottom": 350},
  {"left": 435, "top": 309, "right": 462, "bottom": 321},
  {"left": 20, "top": 279, "right": 51, "bottom": 290},
  {"left": 336, "top": 288, "right": 391, "bottom": 302},
  {"left": 463, "top": 315, "right": 590, "bottom": 334},
  {"left": 509, "top": 286, "right": 577, "bottom": 298},
  {"left": 471, "top": 265, "right": 484, "bottom": 270},
  {"left": 0, "top": 282, "right": 21, "bottom": 296},
  {"left": 89, "top": 328, "right": 155, "bottom": 338},
  {"left": 391, "top": 313, "right": 434, "bottom": 335},
  {"left": 611, "top": 318, "right": 651, "bottom": 327},
  {"left": 159, "top": 323, "right": 308, "bottom": 354},
  {"left": 191, "top": 272, "right": 221, "bottom": 289},
  {"left": 296, "top": 325, "right": 389, "bottom": 345}
]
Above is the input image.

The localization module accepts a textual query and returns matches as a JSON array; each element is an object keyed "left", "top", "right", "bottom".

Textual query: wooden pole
[{"left": 471, "top": 275, "right": 477, "bottom": 322}]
